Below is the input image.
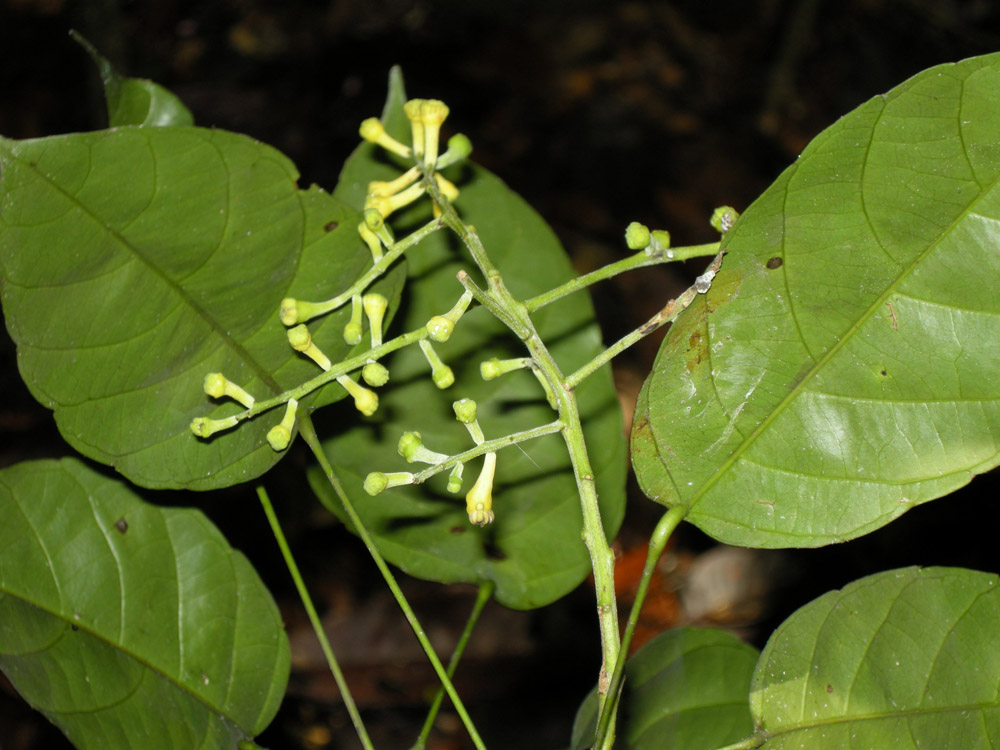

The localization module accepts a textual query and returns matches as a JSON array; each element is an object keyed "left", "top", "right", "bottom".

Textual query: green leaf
[
  {"left": 0, "top": 458, "right": 289, "bottom": 748},
  {"left": 632, "top": 52, "right": 1000, "bottom": 547},
  {"left": 0, "top": 127, "right": 394, "bottom": 489},
  {"left": 571, "top": 628, "right": 758, "bottom": 750},
  {"left": 749, "top": 566, "right": 1000, "bottom": 748},
  {"left": 311, "top": 69, "right": 626, "bottom": 610},
  {"left": 72, "top": 31, "right": 195, "bottom": 127}
]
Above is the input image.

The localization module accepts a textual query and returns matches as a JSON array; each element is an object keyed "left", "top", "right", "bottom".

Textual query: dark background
[{"left": 2, "top": 1, "right": 1000, "bottom": 748}]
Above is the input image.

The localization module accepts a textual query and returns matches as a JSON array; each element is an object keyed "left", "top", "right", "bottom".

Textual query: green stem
[
  {"left": 428, "top": 175, "right": 621, "bottom": 741},
  {"left": 297, "top": 414, "right": 487, "bottom": 750},
  {"left": 524, "top": 242, "right": 720, "bottom": 313},
  {"left": 409, "top": 420, "right": 563, "bottom": 484},
  {"left": 256, "top": 485, "right": 374, "bottom": 750},
  {"left": 565, "top": 248, "right": 728, "bottom": 390},
  {"left": 412, "top": 581, "right": 495, "bottom": 750},
  {"left": 301, "top": 215, "right": 445, "bottom": 321},
  {"left": 593, "top": 506, "right": 687, "bottom": 750}
]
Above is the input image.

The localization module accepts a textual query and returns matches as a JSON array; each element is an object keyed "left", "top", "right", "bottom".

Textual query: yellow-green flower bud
[
  {"left": 479, "top": 357, "right": 530, "bottom": 381},
  {"left": 344, "top": 295, "right": 364, "bottom": 346},
  {"left": 419, "top": 339, "right": 453, "bottom": 389},
  {"left": 651, "top": 229, "right": 671, "bottom": 249},
  {"left": 203, "top": 372, "right": 256, "bottom": 409},
  {"left": 403, "top": 99, "right": 426, "bottom": 157},
  {"left": 279, "top": 297, "right": 300, "bottom": 326},
  {"left": 425, "top": 290, "right": 472, "bottom": 343},
  {"left": 363, "top": 293, "right": 388, "bottom": 349},
  {"left": 710, "top": 206, "right": 740, "bottom": 234},
  {"left": 425, "top": 316, "right": 454, "bottom": 343},
  {"left": 287, "top": 324, "right": 331, "bottom": 371},
  {"left": 453, "top": 398, "right": 478, "bottom": 424},
  {"left": 363, "top": 470, "right": 415, "bottom": 496},
  {"left": 266, "top": 398, "right": 298, "bottom": 452},
  {"left": 337, "top": 374, "right": 378, "bottom": 416},
  {"left": 446, "top": 463, "right": 464, "bottom": 494},
  {"left": 434, "top": 173, "right": 460, "bottom": 202},
  {"left": 190, "top": 415, "right": 239, "bottom": 439},
  {"left": 397, "top": 431, "right": 448, "bottom": 465},
  {"left": 363, "top": 207, "right": 395, "bottom": 249},
  {"left": 358, "top": 221, "right": 384, "bottom": 262},
  {"left": 624, "top": 222, "right": 650, "bottom": 250},
  {"left": 359, "top": 117, "right": 411, "bottom": 158},
  {"left": 364, "top": 181, "right": 426, "bottom": 220},
  {"left": 362, "top": 361, "right": 390, "bottom": 387},
  {"left": 436, "top": 133, "right": 472, "bottom": 169},
  {"left": 465, "top": 452, "right": 496, "bottom": 527},
  {"left": 418, "top": 99, "right": 450, "bottom": 167}
]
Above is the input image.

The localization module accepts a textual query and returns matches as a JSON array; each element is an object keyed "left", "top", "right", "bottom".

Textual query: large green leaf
[
  {"left": 571, "top": 628, "right": 758, "bottom": 750},
  {"left": 72, "top": 31, "right": 195, "bottom": 128},
  {"left": 311, "top": 69, "right": 626, "bottom": 610},
  {"left": 632, "top": 52, "right": 1000, "bottom": 547},
  {"left": 0, "top": 126, "right": 395, "bottom": 490},
  {"left": 748, "top": 566, "right": 1000, "bottom": 748},
  {"left": 0, "top": 458, "right": 289, "bottom": 748}
]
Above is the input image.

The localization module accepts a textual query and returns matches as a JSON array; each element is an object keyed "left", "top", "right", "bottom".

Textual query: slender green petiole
[
  {"left": 297, "top": 415, "right": 487, "bottom": 750},
  {"left": 593, "top": 505, "right": 687, "bottom": 750},
  {"left": 256, "top": 485, "right": 374, "bottom": 750},
  {"left": 564, "top": 249, "right": 727, "bottom": 390},
  {"left": 412, "top": 581, "right": 495, "bottom": 750},
  {"left": 523, "top": 241, "right": 720, "bottom": 313}
]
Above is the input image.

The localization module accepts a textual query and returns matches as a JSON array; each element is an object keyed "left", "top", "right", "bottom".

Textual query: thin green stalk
[
  {"left": 412, "top": 581, "right": 495, "bottom": 750},
  {"left": 256, "top": 485, "right": 374, "bottom": 750},
  {"left": 593, "top": 506, "right": 687, "bottom": 750},
  {"left": 524, "top": 242, "right": 720, "bottom": 313},
  {"left": 565, "top": 248, "right": 728, "bottom": 390},
  {"left": 428, "top": 175, "right": 622, "bottom": 739},
  {"left": 297, "top": 414, "right": 487, "bottom": 750},
  {"left": 409, "top": 420, "right": 563, "bottom": 483}
]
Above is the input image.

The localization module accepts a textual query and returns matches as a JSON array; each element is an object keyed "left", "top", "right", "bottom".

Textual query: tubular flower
[
  {"left": 403, "top": 99, "right": 426, "bottom": 159},
  {"left": 417, "top": 99, "right": 450, "bottom": 167},
  {"left": 465, "top": 452, "right": 497, "bottom": 526},
  {"left": 397, "top": 432, "right": 449, "bottom": 465},
  {"left": 190, "top": 415, "right": 239, "bottom": 439},
  {"left": 364, "top": 181, "right": 426, "bottom": 220},
  {"left": 419, "top": 339, "right": 454, "bottom": 389},
  {"left": 343, "top": 295, "right": 364, "bottom": 345},
  {"left": 363, "top": 471, "right": 415, "bottom": 496},
  {"left": 266, "top": 398, "right": 298, "bottom": 452},
  {"left": 287, "top": 324, "right": 331, "bottom": 371},
  {"left": 337, "top": 374, "right": 378, "bottom": 416},
  {"left": 359, "top": 117, "right": 411, "bottom": 159},
  {"left": 435, "top": 133, "right": 472, "bottom": 170},
  {"left": 363, "top": 293, "right": 388, "bottom": 349},
  {"left": 203, "top": 372, "right": 256, "bottom": 409}
]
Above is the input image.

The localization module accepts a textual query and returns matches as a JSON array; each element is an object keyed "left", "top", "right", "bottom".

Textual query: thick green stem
[
  {"left": 524, "top": 242, "right": 720, "bottom": 313},
  {"left": 256, "top": 485, "right": 374, "bottom": 750},
  {"left": 713, "top": 737, "right": 765, "bottom": 750},
  {"left": 412, "top": 581, "right": 495, "bottom": 750},
  {"left": 297, "top": 414, "right": 487, "bottom": 750},
  {"left": 593, "top": 505, "right": 687, "bottom": 750},
  {"left": 427, "top": 176, "right": 621, "bottom": 735}
]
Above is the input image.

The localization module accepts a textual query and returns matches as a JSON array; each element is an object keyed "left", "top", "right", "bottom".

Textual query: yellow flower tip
[
  {"left": 203, "top": 373, "right": 255, "bottom": 409},
  {"left": 364, "top": 195, "right": 394, "bottom": 219},
  {"left": 465, "top": 452, "right": 497, "bottom": 527},
  {"left": 288, "top": 324, "right": 331, "bottom": 371},
  {"left": 359, "top": 117, "right": 411, "bottom": 158},
  {"left": 403, "top": 99, "right": 426, "bottom": 122},
  {"left": 287, "top": 324, "right": 312, "bottom": 351},
  {"left": 343, "top": 321, "right": 363, "bottom": 345},
  {"left": 279, "top": 298, "right": 300, "bottom": 326},
  {"left": 404, "top": 99, "right": 426, "bottom": 157},
  {"left": 366, "top": 180, "right": 395, "bottom": 198},
  {"left": 362, "top": 293, "right": 388, "bottom": 319},
  {"left": 362, "top": 361, "right": 390, "bottom": 387},
  {"left": 434, "top": 173, "right": 460, "bottom": 202},
  {"left": 190, "top": 415, "right": 239, "bottom": 439},
  {"left": 266, "top": 424, "right": 291, "bottom": 452},
  {"left": 432, "top": 364, "right": 455, "bottom": 389},
  {"left": 426, "top": 315, "right": 454, "bottom": 343},
  {"left": 338, "top": 375, "right": 378, "bottom": 416},
  {"left": 364, "top": 471, "right": 389, "bottom": 496},
  {"left": 419, "top": 99, "right": 450, "bottom": 127}
]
